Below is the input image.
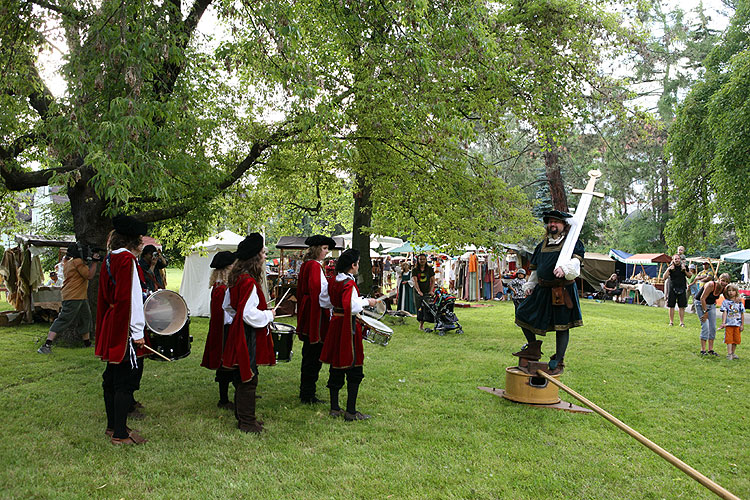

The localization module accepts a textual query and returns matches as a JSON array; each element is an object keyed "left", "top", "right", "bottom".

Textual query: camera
[{"left": 77, "top": 243, "right": 105, "bottom": 262}]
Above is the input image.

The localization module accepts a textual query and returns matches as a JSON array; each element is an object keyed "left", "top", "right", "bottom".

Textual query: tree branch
[
  {"left": 30, "top": 0, "right": 87, "bottom": 21},
  {"left": 0, "top": 161, "right": 79, "bottom": 191}
]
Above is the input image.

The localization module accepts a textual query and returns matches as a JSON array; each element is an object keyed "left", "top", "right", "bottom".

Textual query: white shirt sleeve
[
  {"left": 222, "top": 288, "right": 236, "bottom": 323},
  {"left": 318, "top": 267, "right": 332, "bottom": 309},
  {"left": 351, "top": 293, "right": 369, "bottom": 314},
  {"left": 129, "top": 260, "right": 145, "bottom": 340},
  {"left": 522, "top": 271, "right": 538, "bottom": 294},
  {"left": 561, "top": 259, "right": 581, "bottom": 281},
  {"left": 242, "top": 285, "right": 274, "bottom": 328}
]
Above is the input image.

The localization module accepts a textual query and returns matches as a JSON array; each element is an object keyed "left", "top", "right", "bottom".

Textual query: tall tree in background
[{"left": 668, "top": 0, "right": 750, "bottom": 249}]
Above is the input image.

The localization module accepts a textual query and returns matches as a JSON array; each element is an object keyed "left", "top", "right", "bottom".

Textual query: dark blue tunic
[{"left": 514, "top": 235, "right": 584, "bottom": 335}]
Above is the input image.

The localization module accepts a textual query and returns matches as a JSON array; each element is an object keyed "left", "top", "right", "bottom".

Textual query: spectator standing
[
  {"left": 412, "top": 254, "right": 435, "bottom": 331},
  {"left": 719, "top": 284, "right": 744, "bottom": 360},
  {"left": 37, "top": 244, "right": 99, "bottom": 353},
  {"left": 695, "top": 273, "right": 731, "bottom": 356},
  {"left": 663, "top": 254, "right": 692, "bottom": 327},
  {"left": 396, "top": 261, "right": 416, "bottom": 314},
  {"left": 139, "top": 244, "right": 166, "bottom": 292},
  {"left": 687, "top": 264, "right": 699, "bottom": 311},
  {"left": 508, "top": 268, "right": 527, "bottom": 309}
]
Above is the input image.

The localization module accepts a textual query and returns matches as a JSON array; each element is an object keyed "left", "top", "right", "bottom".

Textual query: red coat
[
  {"left": 320, "top": 278, "right": 364, "bottom": 369},
  {"left": 201, "top": 283, "right": 227, "bottom": 370},
  {"left": 95, "top": 251, "right": 148, "bottom": 363},
  {"left": 296, "top": 260, "right": 330, "bottom": 344},
  {"left": 221, "top": 274, "right": 276, "bottom": 382}
]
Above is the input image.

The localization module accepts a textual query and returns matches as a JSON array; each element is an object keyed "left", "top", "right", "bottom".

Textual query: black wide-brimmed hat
[
  {"left": 542, "top": 210, "right": 573, "bottom": 223},
  {"left": 337, "top": 248, "right": 360, "bottom": 271},
  {"left": 235, "top": 233, "right": 264, "bottom": 260},
  {"left": 305, "top": 235, "right": 337, "bottom": 248},
  {"left": 210, "top": 250, "right": 236, "bottom": 269},
  {"left": 112, "top": 214, "right": 148, "bottom": 236}
]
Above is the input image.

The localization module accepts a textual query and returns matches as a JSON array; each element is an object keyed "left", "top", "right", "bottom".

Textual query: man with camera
[
  {"left": 138, "top": 244, "right": 167, "bottom": 292},
  {"left": 663, "top": 253, "right": 693, "bottom": 327},
  {"left": 37, "top": 243, "right": 100, "bottom": 353}
]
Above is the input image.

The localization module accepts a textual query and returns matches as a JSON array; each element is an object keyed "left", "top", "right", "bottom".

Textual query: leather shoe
[
  {"left": 329, "top": 409, "right": 345, "bottom": 418},
  {"left": 344, "top": 411, "right": 371, "bottom": 421}
]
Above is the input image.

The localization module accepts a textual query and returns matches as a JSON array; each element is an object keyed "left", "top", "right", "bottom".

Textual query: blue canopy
[
  {"left": 721, "top": 249, "right": 750, "bottom": 263},
  {"left": 386, "top": 242, "right": 436, "bottom": 254},
  {"left": 609, "top": 249, "right": 658, "bottom": 278},
  {"left": 608, "top": 249, "right": 632, "bottom": 262}
]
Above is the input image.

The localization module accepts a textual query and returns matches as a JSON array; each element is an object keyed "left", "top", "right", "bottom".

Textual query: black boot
[{"left": 236, "top": 376, "right": 262, "bottom": 433}]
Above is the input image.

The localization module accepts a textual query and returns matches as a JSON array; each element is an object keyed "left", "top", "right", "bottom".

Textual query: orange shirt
[{"left": 61, "top": 258, "right": 89, "bottom": 300}]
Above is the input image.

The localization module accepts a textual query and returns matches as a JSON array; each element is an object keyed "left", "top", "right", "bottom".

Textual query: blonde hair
[
  {"left": 401, "top": 261, "right": 411, "bottom": 272},
  {"left": 719, "top": 273, "right": 732, "bottom": 282},
  {"left": 304, "top": 245, "right": 324, "bottom": 262},
  {"left": 724, "top": 283, "right": 739, "bottom": 299},
  {"left": 209, "top": 267, "right": 232, "bottom": 288}
]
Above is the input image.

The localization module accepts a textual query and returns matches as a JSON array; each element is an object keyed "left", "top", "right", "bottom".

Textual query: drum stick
[
  {"left": 374, "top": 289, "right": 398, "bottom": 302},
  {"left": 273, "top": 288, "right": 292, "bottom": 312},
  {"left": 142, "top": 344, "right": 172, "bottom": 362},
  {"left": 274, "top": 314, "right": 291, "bottom": 319}
]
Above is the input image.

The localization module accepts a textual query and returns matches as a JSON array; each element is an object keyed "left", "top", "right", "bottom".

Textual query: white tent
[{"left": 180, "top": 230, "right": 244, "bottom": 317}]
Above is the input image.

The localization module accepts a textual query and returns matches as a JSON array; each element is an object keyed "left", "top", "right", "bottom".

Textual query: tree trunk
[
  {"left": 544, "top": 139, "right": 569, "bottom": 212},
  {"left": 68, "top": 167, "right": 113, "bottom": 335},
  {"left": 352, "top": 173, "right": 373, "bottom": 295}
]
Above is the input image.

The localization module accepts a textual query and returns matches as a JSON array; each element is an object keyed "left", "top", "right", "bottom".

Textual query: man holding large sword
[
  {"left": 513, "top": 170, "right": 602, "bottom": 375},
  {"left": 513, "top": 210, "right": 584, "bottom": 375}
]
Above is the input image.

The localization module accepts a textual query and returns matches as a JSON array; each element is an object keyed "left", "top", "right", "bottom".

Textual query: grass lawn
[{"left": 0, "top": 276, "right": 747, "bottom": 499}]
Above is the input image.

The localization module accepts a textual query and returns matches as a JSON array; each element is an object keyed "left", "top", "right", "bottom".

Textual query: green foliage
[{"left": 667, "top": 1, "right": 750, "bottom": 250}]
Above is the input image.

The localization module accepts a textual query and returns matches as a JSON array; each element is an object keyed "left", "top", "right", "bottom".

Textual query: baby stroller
[{"left": 421, "top": 289, "right": 463, "bottom": 336}]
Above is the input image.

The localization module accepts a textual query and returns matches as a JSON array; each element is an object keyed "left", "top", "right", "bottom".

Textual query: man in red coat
[
  {"left": 95, "top": 215, "right": 149, "bottom": 445},
  {"left": 320, "top": 249, "right": 377, "bottom": 421},
  {"left": 296, "top": 234, "right": 336, "bottom": 404}
]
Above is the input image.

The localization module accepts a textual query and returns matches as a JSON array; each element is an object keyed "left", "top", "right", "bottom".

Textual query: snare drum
[
  {"left": 270, "top": 322, "right": 295, "bottom": 362},
  {"left": 362, "top": 300, "right": 386, "bottom": 320},
  {"left": 357, "top": 315, "right": 393, "bottom": 346}
]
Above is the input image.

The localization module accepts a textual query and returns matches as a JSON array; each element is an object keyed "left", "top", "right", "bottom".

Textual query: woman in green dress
[{"left": 397, "top": 261, "right": 416, "bottom": 314}]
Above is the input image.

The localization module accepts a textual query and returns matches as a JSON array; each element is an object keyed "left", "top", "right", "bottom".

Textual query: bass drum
[{"left": 144, "top": 290, "right": 192, "bottom": 361}]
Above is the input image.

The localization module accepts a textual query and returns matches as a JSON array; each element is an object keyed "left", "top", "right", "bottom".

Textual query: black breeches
[
  {"left": 300, "top": 338, "right": 324, "bottom": 400},
  {"left": 102, "top": 361, "right": 138, "bottom": 439}
]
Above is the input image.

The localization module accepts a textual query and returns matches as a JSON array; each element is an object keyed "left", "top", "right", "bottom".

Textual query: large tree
[
  {"left": 2, "top": 0, "right": 628, "bottom": 293},
  {"left": 667, "top": 0, "right": 749, "bottom": 249}
]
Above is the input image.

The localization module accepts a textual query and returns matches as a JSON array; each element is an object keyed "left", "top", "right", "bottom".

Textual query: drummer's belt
[
  {"left": 332, "top": 307, "right": 345, "bottom": 317},
  {"left": 538, "top": 278, "right": 575, "bottom": 309}
]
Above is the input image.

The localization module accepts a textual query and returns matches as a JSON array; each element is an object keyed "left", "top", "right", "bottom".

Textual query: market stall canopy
[
  {"left": 387, "top": 241, "right": 436, "bottom": 254},
  {"left": 181, "top": 230, "right": 243, "bottom": 317},
  {"left": 721, "top": 249, "right": 750, "bottom": 263},
  {"left": 623, "top": 253, "right": 671, "bottom": 264},
  {"left": 608, "top": 249, "right": 632, "bottom": 262},
  {"left": 276, "top": 236, "right": 346, "bottom": 250},
  {"left": 334, "top": 233, "right": 403, "bottom": 252},
  {"left": 686, "top": 256, "right": 722, "bottom": 264},
  {"left": 15, "top": 234, "right": 74, "bottom": 248},
  {"left": 580, "top": 252, "right": 616, "bottom": 291}
]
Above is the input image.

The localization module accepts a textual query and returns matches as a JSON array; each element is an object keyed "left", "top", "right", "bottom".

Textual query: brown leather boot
[
  {"left": 236, "top": 377, "right": 263, "bottom": 433},
  {"left": 512, "top": 340, "right": 543, "bottom": 361}
]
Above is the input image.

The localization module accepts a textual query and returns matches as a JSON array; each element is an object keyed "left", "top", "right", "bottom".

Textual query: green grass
[{"left": 0, "top": 292, "right": 747, "bottom": 499}]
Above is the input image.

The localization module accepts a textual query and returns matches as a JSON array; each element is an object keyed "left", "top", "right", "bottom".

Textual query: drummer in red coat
[
  {"left": 95, "top": 215, "right": 149, "bottom": 445},
  {"left": 320, "top": 249, "right": 377, "bottom": 421},
  {"left": 296, "top": 235, "right": 337, "bottom": 404},
  {"left": 200, "top": 251, "right": 237, "bottom": 410},
  {"left": 221, "top": 233, "right": 276, "bottom": 433}
]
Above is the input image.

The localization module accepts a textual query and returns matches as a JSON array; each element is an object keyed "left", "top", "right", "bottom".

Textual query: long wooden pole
[{"left": 535, "top": 370, "right": 740, "bottom": 500}]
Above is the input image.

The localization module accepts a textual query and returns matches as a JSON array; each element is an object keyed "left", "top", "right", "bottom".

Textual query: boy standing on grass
[{"left": 719, "top": 284, "right": 744, "bottom": 360}]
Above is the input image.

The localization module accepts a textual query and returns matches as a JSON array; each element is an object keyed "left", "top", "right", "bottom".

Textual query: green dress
[{"left": 397, "top": 271, "right": 416, "bottom": 314}]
